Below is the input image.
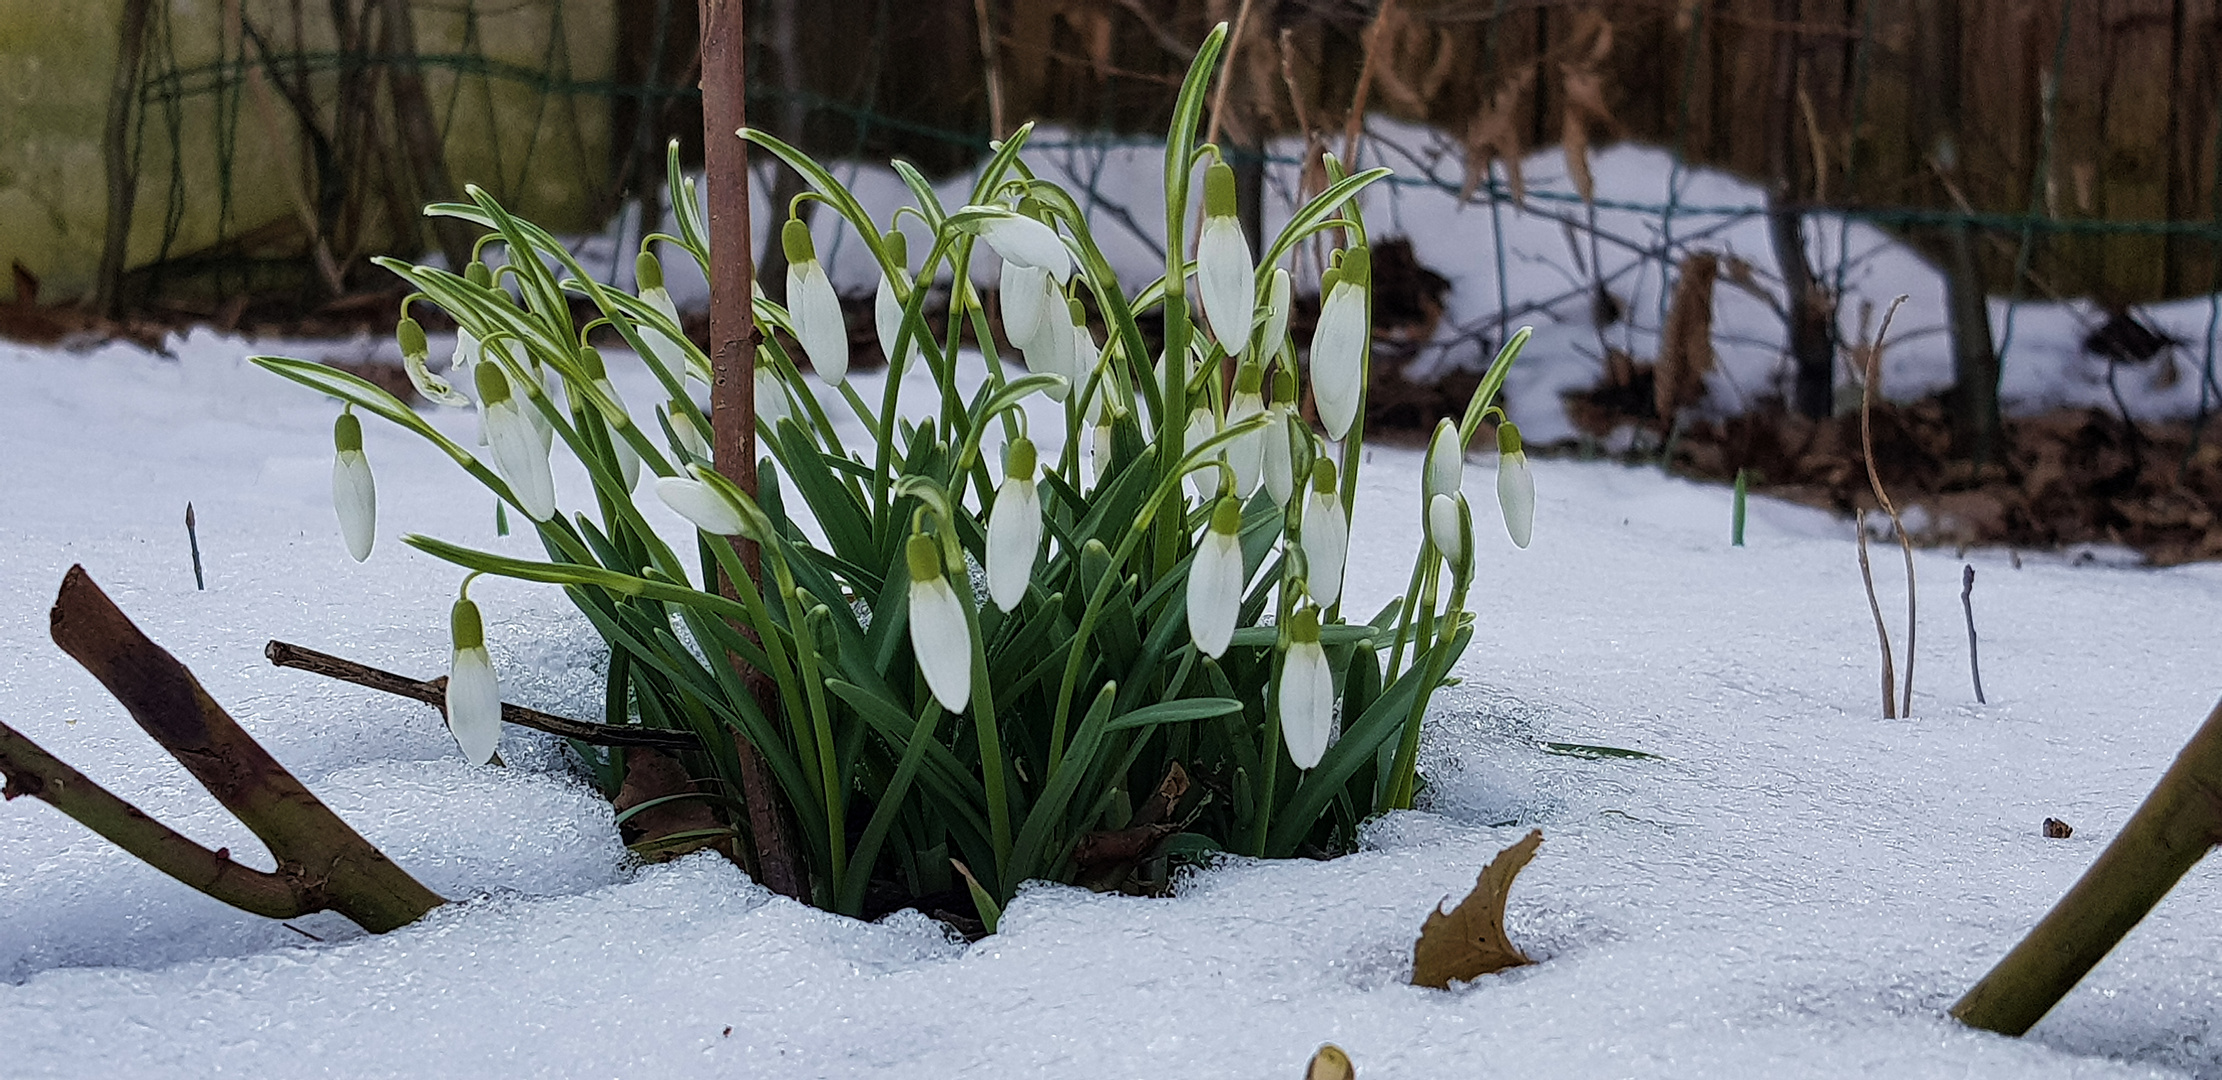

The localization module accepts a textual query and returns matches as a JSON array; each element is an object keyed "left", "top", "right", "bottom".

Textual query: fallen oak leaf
[
  {"left": 1411, "top": 829, "right": 1542, "bottom": 988},
  {"left": 1306, "top": 1043, "right": 1355, "bottom": 1080}
]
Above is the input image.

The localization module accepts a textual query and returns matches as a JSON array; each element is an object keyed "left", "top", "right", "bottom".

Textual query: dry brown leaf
[
  {"left": 1655, "top": 252, "right": 1720, "bottom": 421},
  {"left": 1306, "top": 1044, "right": 1356, "bottom": 1080},
  {"left": 1410, "top": 829, "right": 1542, "bottom": 988},
  {"left": 1461, "top": 69, "right": 1532, "bottom": 203},
  {"left": 1559, "top": 64, "right": 1615, "bottom": 205}
]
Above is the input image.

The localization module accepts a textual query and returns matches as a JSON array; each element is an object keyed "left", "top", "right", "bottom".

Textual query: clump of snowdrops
[{"left": 259, "top": 24, "right": 1534, "bottom": 919}]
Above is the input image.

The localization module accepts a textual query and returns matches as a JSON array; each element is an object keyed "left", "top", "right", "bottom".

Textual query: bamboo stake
[{"left": 1954, "top": 698, "right": 2222, "bottom": 1035}]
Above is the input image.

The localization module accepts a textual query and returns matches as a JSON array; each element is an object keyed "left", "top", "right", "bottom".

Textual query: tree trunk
[
  {"left": 92, "top": 0, "right": 153, "bottom": 317},
  {"left": 375, "top": 0, "right": 476, "bottom": 272},
  {"left": 1765, "top": 0, "right": 1834, "bottom": 419},
  {"left": 700, "top": 0, "right": 809, "bottom": 903}
]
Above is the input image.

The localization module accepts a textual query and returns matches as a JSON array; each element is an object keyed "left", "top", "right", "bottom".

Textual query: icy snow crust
[{"left": 5, "top": 330, "right": 2222, "bottom": 1079}]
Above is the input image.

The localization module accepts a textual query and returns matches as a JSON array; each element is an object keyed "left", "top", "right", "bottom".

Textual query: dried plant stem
[
  {"left": 1859, "top": 296, "right": 1915, "bottom": 717},
  {"left": 1856, "top": 510, "right": 1898, "bottom": 720},
  {"left": 1339, "top": 0, "right": 1400, "bottom": 168},
  {"left": 1961, "top": 565, "right": 1986, "bottom": 704},
  {"left": 973, "top": 0, "right": 1008, "bottom": 138}
]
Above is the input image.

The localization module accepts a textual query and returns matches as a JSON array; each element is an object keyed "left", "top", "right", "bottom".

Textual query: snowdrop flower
[
  {"left": 1195, "top": 162, "right": 1255, "bottom": 354},
  {"left": 783, "top": 218, "right": 850, "bottom": 386},
  {"left": 1496, "top": 421, "right": 1534, "bottom": 549},
  {"left": 969, "top": 206, "right": 1072, "bottom": 283},
  {"left": 1020, "top": 291, "right": 1079, "bottom": 392},
  {"left": 635, "top": 251, "right": 694, "bottom": 384},
  {"left": 1301, "top": 460, "right": 1349, "bottom": 607},
  {"left": 1184, "top": 406, "right": 1219, "bottom": 500},
  {"left": 331, "top": 409, "right": 376, "bottom": 562},
  {"left": 445, "top": 586, "right": 503, "bottom": 766},
  {"left": 1000, "top": 260, "right": 1054, "bottom": 350},
  {"left": 1429, "top": 491, "right": 1471, "bottom": 575},
  {"left": 1071, "top": 304, "right": 1101, "bottom": 381},
  {"left": 1279, "top": 606, "right": 1335, "bottom": 770},
  {"left": 1424, "top": 418, "right": 1464, "bottom": 503},
  {"left": 668, "top": 402, "right": 710, "bottom": 460},
  {"left": 986, "top": 438, "right": 1043, "bottom": 612},
  {"left": 450, "top": 326, "right": 482, "bottom": 383},
  {"left": 906, "top": 532, "right": 973, "bottom": 713},
  {"left": 656, "top": 466, "right": 745, "bottom": 536},
  {"left": 1259, "top": 267, "right": 1293, "bottom": 362},
  {"left": 1261, "top": 363, "right": 1300, "bottom": 506},
  {"left": 1309, "top": 247, "right": 1371, "bottom": 441},
  {"left": 755, "top": 367, "right": 791, "bottom": 429},
  {"left": 1187, "top": 495, "right": 1246, "bottom": 658},
  {"left": 1088, "top": 414, "right": 1117, "bottom": 486},
  {"left": 474, "top": 360, "right": 556, "bottom": 520},
  {"left": 397, "top": 316, "right": 470, "bottom": 407},
  {"left": 1224, "top": 362, "right": 1266, "bottom": 497},
  {"left": 873, "top": 230, "right": 916, "bottom": 367},
  {"left": 577, "top": 346, "right": 640, "bottom": 490}
]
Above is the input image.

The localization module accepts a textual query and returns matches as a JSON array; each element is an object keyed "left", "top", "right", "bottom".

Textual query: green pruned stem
[{"left": 1952, "top": 696, "right": 2222, "bottom": 1036}]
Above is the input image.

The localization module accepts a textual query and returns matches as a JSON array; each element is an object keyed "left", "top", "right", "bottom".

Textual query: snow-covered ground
[{"left": 6, "top": 326, "right": 2222, "bottom": 1079}]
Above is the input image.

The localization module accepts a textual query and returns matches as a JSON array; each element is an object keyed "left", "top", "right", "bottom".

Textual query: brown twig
[
  {"left": 973, "top": 0, "right": 1008, "bottom": 139},
  {"left": 1961, "top": 565, "right": 1986, "bottom": 704},
  {"left": 263, "top": 640, "right": 701, "bottom": 752},
  {"left": 1855, "top": 510, "right": 1898, "bottom": 720},
  {"left": 1339, "top": 0, "right": 1402, "bottom": 169},
  {"left": 1858, "top": 295, "right": 1915, "bottom": 717}
]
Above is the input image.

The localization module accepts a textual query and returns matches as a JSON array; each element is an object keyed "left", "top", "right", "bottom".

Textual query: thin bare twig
[
  {"left": 1961, "top": 565, "right": 1986, "bottom": 704},
  {"left": 1855, "top": 510, "right": 1897, "bottom": 720},
  {"left": 1858, "top": 295, "right": 1915, "bottom": 717}
]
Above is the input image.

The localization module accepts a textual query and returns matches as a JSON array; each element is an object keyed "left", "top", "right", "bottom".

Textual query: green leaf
[
  {"left": 1105, "top": 696, "right": 1242, "bottom": 731},
  {"left": 1539, "top": 742, "right": 1663, "bottom": 761}
]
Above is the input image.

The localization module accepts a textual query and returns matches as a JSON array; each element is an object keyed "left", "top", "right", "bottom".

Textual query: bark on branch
[{"left": 2, "top": 566, "right": 446, "bottom": 933}]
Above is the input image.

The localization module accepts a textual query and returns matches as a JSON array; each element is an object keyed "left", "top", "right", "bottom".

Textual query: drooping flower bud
[
  {"left": 445, "top": 589, "right": 503, "bottom": 765},
  {"left": 397, "top": 316, "right": 471, "bottom": 407},
  {"left": 906, "top": 532, "right": 973, "bottom": 713},
  {"left": 331, "top": 410, "right": 376, "bottom": 562},
  {"left": 1259, "top": 267, "right": 1293, "bottom": 362},
  {"left": 1429, "top": 491, "right": 1471, "bottom": 575},
  {"left": 667, "top": 402, "right": 710, "bottom": 460},
  {"left": 1224, "top": 361, "right": 1267, "bottom": 497},
  {"left": 1195, "top": 162, "right": 1256, "bottom": 355},
  {"left": 1496, "top": 421, "right": 1534, "bottom": 549},
  {"left": 755, "top": 367, "right": 791, "bottom": 430},
  {"left": 635, "top": 251, "right": 695, "bottom": 384},
  {"left": 1184, "top": 406, "right": 1219, "bottom": 500},
  {"left": 873, "top": 229, "right": 916, "bottom": 367},
  {"left": 986, "top": 438, "right": 1043, "bottom": 612},
  {"left": 655, "top": 466, "right": 746, "bottom": 536},
  {"left": 577, "top": 346, "right": 640, "bottom": 491},
  {"left": 1309, "top": 247, "right": 1372, "bottom": 441},
  {"left": 1279, "top": 606, "right": 1335, "bottom": 769},
  {"left": 969, "top": 206, "right": 1072, "bottom": 283},
  {"left": 1424, "top": 418, "right": 1464, "bottom": 503},
  {"left": 1187, "top": 495, "right": 1246, "bottom": 658},
  {"left": 1301, "top": 459, "right": 1348, "bottom": 608},
  {"left": 475, "top": 360, "right": 556, "bottom": 520},
  {"left": 783, "top": 219, "right": 851, "bottom": 386},
  {"left": 1262, "top": 363, "right": 1300, "bottom": 506}
]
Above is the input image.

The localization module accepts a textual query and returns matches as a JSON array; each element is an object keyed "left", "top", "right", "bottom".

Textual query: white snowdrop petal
[
  {"left": 1260, "top": 268, "right": 1293, "bottom": 361},
  {"left": 1302, "top": 492, "right": 1348, "bottom": 608},
  {"left": 789, "top": 263, "right": 850, "bottom": 386},
  {"left": 1196, "top": 216, "right": 1256, "bottom": 352},
  {"left": 976, "top": 213, "right": 1072, "bottom": 282},
  {"left": 999, "top": 261, "right": 1051, "bottom": 348},
  {"left": 1225, "top": 392, "right": 1265, "bottom": 498},
  {"left": 986, "top": 480, "right": 1042, "bottom": 612},
  {"left": 1425, "top": 421, "right": 1465, "bottom": 501},
  {"left": 331, "top": 450, "right": 376, "bottom": 562},
  {"left": 1186, "top": 529, "right": 1244, "bottom": 658},
  {"left": 1184, "top": 407, "right": 1219, "bottom": 500},
  {"left": 1430, "top": 492, "right": 1467, "bottom": 568},
  {"left": 875, "top": 271, "right": 914, "bottom": 365},
  {"left": 485, "top": 400, "right": 556, "bottom": 520},
  {"left": 445, "top": 647, "right": 504, "bottom": 766},
  {"left": 404, "top": 350, "right": 471, "bottom": 408},
  {"left": 655, "top": 477, "right": 745, "bottom": 536},
  {"left": 755, "top": 368, "right": 791, "bottom": 429},
  {"left": 1262, "top": 408, "right": 1295, "bottom": 506},
  {"left": 909, "top": 577, "right": 973, "bottom": 713},
  {"left": 1310, "top": 283, "right": 1367, "bottom": 441},
  {"left": 1279, "top": 639, "right": 1335, "bottom": 769},
  {"left": 1498, "top": 450, "right": 1535, "bottom": 549}
]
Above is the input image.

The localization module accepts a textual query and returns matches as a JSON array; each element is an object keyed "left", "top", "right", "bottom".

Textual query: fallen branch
[
  {"left": 1, "top": 566, "right": 444, "bottom": 933},
  {"left": 263, "top": 640, "right": 700, "bottom": 752},
  {"left": 1961, "top": 565, "right": 1986, "bottom": 704},
  {"left": 1954, "top": 697, "right": 2222, "bottom": 1035}
]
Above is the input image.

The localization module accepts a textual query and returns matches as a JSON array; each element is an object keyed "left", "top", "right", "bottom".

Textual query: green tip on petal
[
  {"left": 577, "top": 345, "right": 608, "bottom": 380},
  {"left": 1006, "top": 437, "right": 1037, "bottom": 480},
  {"left": 397, "top": 317, "right": 427, "bottom": 360},
  {"left": 1204, "top": 161, "right": 1238, "bottom": 219},
  {"left": 474, "top": 358, "right": 511, "bottom": 405},
  {"left": 635, "top": 251, "right": 664, "bottom": 291},
  {"left": 1234, "top": 361, "right": 1263, "bottom": 394},
  {"left": 1339, "top": 245, "right": 1371, "bottom": 288},
  {"left": 1288, "top": 605, "right": 1322, "bottom": 643},
  {"left": 465, "top": 262, "right": 493, "bottom": 289},
  {"left": 1068, "top": 296, "right": 1086, "bottom": 324},
  {"left": 781, "top": 218, "right": 816, "bottom": 266},
  {"left": 333, "top": 411, "right": 363, "bottom": 453},
  {"left": 450, "top": 597, "right": 485, "bottom": 650},
  {"left": 1210, "top": 495, "right": 1243, "bottom": 535},
  {"left": 882, "top": 229, "right": 907, "bottom": 268},
  {"left": 1320, "top": 267, "right": 1342, "bottom": 295},
  {"left": 1498, "top": 420, "right": 1524, "bottom": 455},
  {"left": 1311, "top": 457, "right": 1339, "bottom": 493},
  {"left": 906, "top": 532, "right": 943, "bottom": 582},
  {"left": 1272, "top": 361, "right": 1297, "bottom": 403}
]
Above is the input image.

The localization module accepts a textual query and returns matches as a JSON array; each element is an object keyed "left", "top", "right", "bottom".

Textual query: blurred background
[{"left": 4, "top": 0, "right": 2220, "bottom": 560}]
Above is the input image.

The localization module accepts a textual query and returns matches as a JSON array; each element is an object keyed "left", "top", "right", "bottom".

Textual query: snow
[{"left": 6, "top": 325, "right": 2222, "bottom": 1079}]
